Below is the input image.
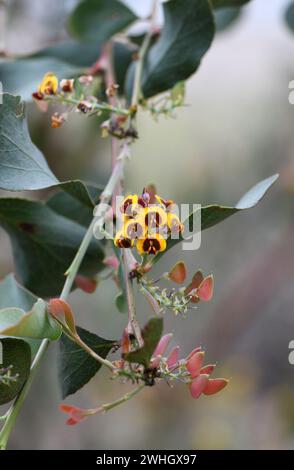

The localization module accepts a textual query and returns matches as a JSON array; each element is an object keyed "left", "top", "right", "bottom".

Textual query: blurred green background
[{"left": 1, "top": 0, "right": 294, "bottom": 449}]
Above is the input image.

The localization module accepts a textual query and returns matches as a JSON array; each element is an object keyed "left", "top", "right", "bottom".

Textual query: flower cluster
[
  {"left": 60, "top": 331, "right": 228, "bottom": 426},
  {"left": 114, "top": 190, "right": 184, "bottom": 256},
  {"left": 32, "top": 72, "right": 75, "bottom": 101},
  {"left": 149, "top": 334, "right": 229, "bottom": 399}
]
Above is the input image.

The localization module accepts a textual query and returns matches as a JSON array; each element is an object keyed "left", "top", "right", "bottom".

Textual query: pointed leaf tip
[{"left": 236, "top": 174, "right": 279, "bottom": 210}]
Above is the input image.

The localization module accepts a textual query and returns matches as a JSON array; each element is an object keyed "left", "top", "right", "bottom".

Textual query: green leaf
[
  {"left": 210, "top": 0, "right": 250, "bottom": 8},
  {"left": 113, "top": 248, "right": 127, "bottom": 314},
  {"left": 0, "top": 299, "right": 61, "bottom": 340},
  {"left": 0, "top": 93, "right": 58, "bottom": 190},
  {"left": 28, "top": 40, "right": 102, "bottom": 68},
  {"left": 0, "top": 198, "right": 104, "bottom": 297},
  {"left": 46, "top": 184, "right": 102, "bottom": 227},
  {"left": 0, "top": 273, "right": 38, "bottom": 311},
  {"left": 58, "top": 326, "right": 116, "bottom": 399},
  {"left": 285, "top": 1, "right": 294, "bottom": 33},
  {"left": 0, "top": 57, "right": 80, "bottom": 101},
  {"left": 0, "top": 338, "right": 31, "bottom": 405},
  {"left": 125, "top": 318, "right": 163, "bottom": 368},
  {"left": 115, "top": 291, "right": 127, "bottom": 314},
  {"left": 155, "top": 174, "right": 279, "bottom": 261},
  {"left": 68, "top": 0, "right": 137, "bottom": 43},
  {"left": 0, "top": 274, "right": 42, "bottom": 355},
  {"left": 214, "top": 7, "right": 242, "bottom": 32},
  {"left": 133, "top": 0, "right": 215, "bottom": 98},
  {"left": 0, "top": 93, "right": 95, "bottom": 208}
]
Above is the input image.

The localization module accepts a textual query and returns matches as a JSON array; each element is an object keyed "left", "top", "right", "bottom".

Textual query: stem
[
  {"left": 74, "top": 335, "right": 115, "bottom": 371},
  {"left": 131, "top": 0, "right": 158, "bottom": 107},
  {"left": 0, "top": 150, "right": 126, "bottom": 450},
  {"left": 122, "top": 251, "right": 144, "bottom": 347},
  {"left": 139, "top": 284, "right": 162, "bottom": 315},
  {"left": 44, "top": 95, "right": 130, "bottom": 117},
  {"left": 101, "top": 383, "right": 145, "bottom": 412}
]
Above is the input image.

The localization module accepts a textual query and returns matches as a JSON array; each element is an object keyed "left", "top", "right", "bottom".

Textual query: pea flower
[
  {"left": 148, "top": 334, "right": 229, "bottom": 399},
  {"left": 39, "top": 72, "right": 58, "bottom": 95},
  {"left": 114, "top": 188, "right": 184, "bottom": 256}
]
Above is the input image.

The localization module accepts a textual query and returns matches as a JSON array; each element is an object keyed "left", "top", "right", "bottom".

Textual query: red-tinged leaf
[
  {"left": 200, "top": 364, "right": 216, "bottom": 375},
  {"left": 189, "top": 374, "right": 209, "bottom": 399},
  {"left": 186, "top": 351, "right": 205, "bottom": 378},
  {"left": 48, "top": 299, "right": 77, "bottom": 336},
  {"left": 153, "top": 333, "right": 173, "bottom": 358},
  {"left": 103, "top": 255, "right": 119, "bottom": 271},
  {"left": 167, "top": 345, "right": 180, "bottom": 369},
  {"left": 197, "top": 275, "right": 214, "bottom": 302},
  {"left": 121, "top": 328, "right": 131, "bottom": 355},
  {"left": 185, "top": 270, "right": 204, "bottom": 302},
  {"left": 75, "top": 275, "right": 97, "bottom": 294},
  {"left": 186, "top": 346, "right": 202, "bottom": 361},
  {"left": 168, "top": 261, "right": 187, "bottom": 284},
  {"left": 60, "top": 404, "right": 93, "bottom": 425},
  {"left": 203, "top": 378, "right": 229, "bottom": 396}
]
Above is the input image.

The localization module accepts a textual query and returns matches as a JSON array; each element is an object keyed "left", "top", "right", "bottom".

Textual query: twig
[{"left": 122, "top": 251, "right": 144, "bottom": 347}]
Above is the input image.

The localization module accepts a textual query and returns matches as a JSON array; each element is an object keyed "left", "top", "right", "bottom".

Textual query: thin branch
[
  {"left": 122, "top": 251, "right": 144, "bottom": 347},
  {"left": 131, "top": 0, "right": 158, "bottom": 107}
]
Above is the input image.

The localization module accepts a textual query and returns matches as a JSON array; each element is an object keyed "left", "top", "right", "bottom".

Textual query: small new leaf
[{"left": 48, "top": 299, "right": 77, "bottom": 337}]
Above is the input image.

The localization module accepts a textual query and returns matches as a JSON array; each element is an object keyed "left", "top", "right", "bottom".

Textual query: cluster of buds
[
  {"left": 0, "top": 365, "right": 19, "bottom": 386},
  {"left": 32, "top": 72, "right": 100, "bottom": 128},
  {"left": 114, "top": 190, "right": 184, "bottom": 256},
  {"left": 32, "top": 72, "right": 74, "bottom": 101},
  {"left": 101, "top": 114, "right": 138, "bottom": 140},
  {"left": 146, "top": 334, "right": 228, "bottom": 398}
]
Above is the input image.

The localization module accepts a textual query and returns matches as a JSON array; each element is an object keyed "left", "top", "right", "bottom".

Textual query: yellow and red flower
[
  {"left": 38, "top": 72, "right": 58, "bottom": 95},
  {"left": 136, "top": 233, "right": 166, "bottom": 255}
]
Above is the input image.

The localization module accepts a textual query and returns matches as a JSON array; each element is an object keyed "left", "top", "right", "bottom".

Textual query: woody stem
[{"left": 122, "top": 251, "right": 144, "bottom": 347}]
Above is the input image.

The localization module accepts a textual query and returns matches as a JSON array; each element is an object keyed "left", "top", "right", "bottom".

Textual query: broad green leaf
[
  {"left": 0, "top": 93, "right": 58, "bottom": 190},
  {"left": 0, "top": 198, "right": 104, "bottom": 297},
  {"left": 68, "top": 0, "right": 137, "bottom": 43},
  {"left": 0, "top": 274, "right": 42, "bottom": 355},
  {"left": 0, "top": 57, "right": 80, "bottom": 101},
  {"left": 155, "top": 174, "right": 279, "bottom": 262},
  {"left": 0, "top": 274, "right": 37, "bottom": 311},
  {"left": 214, "top": 7, "right": 242, "bottom": 32},
  {"left": 28, "top": 40, "right": 102, "bottom": 68},
  {"left": 285, "top": 1, "right": 294, "bottom": 33},
  {"left": 0, "top": 94, "right": 95, "bottom": 208},
  {"left": 210, "top": 0, "right": 251, "bottom": 8},
  {"left": 125, "top": 318, "right": 163, "bottom": 368},
  {"left": 46, "top": 184, "right": 103, "bottom": 227},
  {"left": 0, "top": 338, "right": 31, "bottom": 405},
  {"left": 132, "top": 0, "right": 215, "bottom": 98},
  {"left": 0, "top": 299, "right": 61, "bottom": 340},
  {"left": 58, "top": 326, "right": 116, "bottom": 398}
]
